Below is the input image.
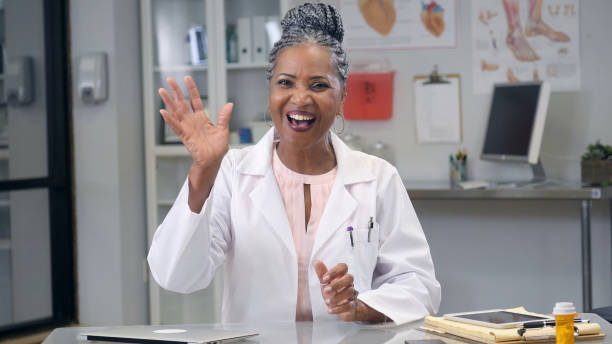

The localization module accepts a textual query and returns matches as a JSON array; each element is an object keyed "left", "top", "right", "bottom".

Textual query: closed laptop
[{"left": 81, "top": 326, "right": 258, "bottom": 344}]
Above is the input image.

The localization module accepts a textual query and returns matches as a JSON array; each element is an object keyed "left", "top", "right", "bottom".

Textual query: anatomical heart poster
[
  {"left": 472, "top": 0, "right": 580, "bottom": 94},
  {"left": 339, "top": 0, "right": 457, "bottom": 50}
]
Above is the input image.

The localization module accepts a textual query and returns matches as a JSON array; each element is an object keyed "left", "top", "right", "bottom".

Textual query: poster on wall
[
  {"left": 339, "top": 0, "right": 457, "bottom": 50},
  {"left": 472, "top": 0, "right": 580, "bottom": 94}
]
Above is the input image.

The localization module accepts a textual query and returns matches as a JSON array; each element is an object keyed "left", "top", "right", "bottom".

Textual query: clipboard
[
  {"left": 420, "top": 307, "right": 606, "bottom": 344},
  {"left": 423, "top": 65, "right": 451, "bottom": 85},
  {"left": 413, "top": 66, "right": 462, "bottom": 144}
]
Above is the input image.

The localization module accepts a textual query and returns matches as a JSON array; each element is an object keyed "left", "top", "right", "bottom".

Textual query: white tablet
[{"left": 443, "top": 309, "right": 552, "bottom": 328}]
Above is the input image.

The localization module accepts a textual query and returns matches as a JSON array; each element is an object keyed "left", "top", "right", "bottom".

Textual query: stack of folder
[{"left": 421, "top": 307, "right": 604, "bottom": 343}]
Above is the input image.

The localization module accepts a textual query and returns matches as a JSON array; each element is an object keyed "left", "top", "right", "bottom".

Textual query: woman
[{"left": 148, "top": 3, "right": 440, "bottom": 325}]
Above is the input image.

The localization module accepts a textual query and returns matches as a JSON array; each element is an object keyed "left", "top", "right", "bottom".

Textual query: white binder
[
  {"left": 251, "top": 16, "right": 267, "bottom": 63},
  {"left": 237, "top": 17, "right": 252, "bottom": 64},
  {"left": 265, "top": 16, "right": 281, "bottom": 55},
  {"left": 188, "top": 26, "right": 207, "bottom": 65}
]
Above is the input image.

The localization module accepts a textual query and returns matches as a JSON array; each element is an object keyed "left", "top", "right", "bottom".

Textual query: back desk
[{"left": 405, "top": 182, "right": 612, "bottom": 312}]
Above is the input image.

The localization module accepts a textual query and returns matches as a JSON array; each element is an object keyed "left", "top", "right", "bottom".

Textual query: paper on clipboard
[{"left": 414, "top": 74, "right": 462, "bottom": 144}]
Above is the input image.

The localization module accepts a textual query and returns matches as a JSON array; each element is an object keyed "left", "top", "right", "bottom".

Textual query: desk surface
[
  {"left": 43, "top": 313, "right": 610, "bottom": 344},
  {"left": 404, "top": 181, "right": 612, "bottom": 200}
]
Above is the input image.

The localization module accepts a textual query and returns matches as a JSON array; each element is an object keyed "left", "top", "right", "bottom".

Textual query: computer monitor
[{"left": 481, "top": 81, "right": 551, "bottom": 181}]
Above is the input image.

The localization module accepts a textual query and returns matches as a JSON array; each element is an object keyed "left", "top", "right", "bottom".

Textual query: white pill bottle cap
[{"left": 553, "top": 302, "right": 577, "bottom": 315}]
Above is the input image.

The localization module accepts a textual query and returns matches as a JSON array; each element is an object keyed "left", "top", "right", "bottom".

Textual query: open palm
[{"left": 159, "top": 76, "right": 234, "bottom": 168}]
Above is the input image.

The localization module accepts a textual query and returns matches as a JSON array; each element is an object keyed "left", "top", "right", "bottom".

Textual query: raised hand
[
  {"left": 159, "top": 76, "right": 234, "bottom": 212},
  {"left": 159, "top": 76, "right": 233, "bottom": 168}
]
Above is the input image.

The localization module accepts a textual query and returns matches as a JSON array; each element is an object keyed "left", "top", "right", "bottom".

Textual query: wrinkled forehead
[{"left": 272, "top": 44, "right": 340, "bottom": 82}]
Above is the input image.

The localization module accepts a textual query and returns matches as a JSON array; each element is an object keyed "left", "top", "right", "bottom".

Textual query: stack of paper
[{"left": 421, "top": 307, "right": 604, "bottom": 343}]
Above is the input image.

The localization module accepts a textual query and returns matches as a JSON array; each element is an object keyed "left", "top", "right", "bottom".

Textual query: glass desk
[
  {"left": 42, "top": 313, "right": 611, "bottom": 344},
  {"left": 405, "top": 181, "right": 612, "bottom": 313}
]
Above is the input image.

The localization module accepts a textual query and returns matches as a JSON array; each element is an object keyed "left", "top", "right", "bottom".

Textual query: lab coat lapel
[
  {"left": 249, "top": 170, "right": 296, "bottom": 257},
  {"left": 240, "top": 128, "right": 296, "bottom": 257}
]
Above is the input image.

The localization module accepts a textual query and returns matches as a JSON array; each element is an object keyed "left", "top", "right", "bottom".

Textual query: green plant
[{"left": 581, "top": 140, "right": 612, "bottom": 161}]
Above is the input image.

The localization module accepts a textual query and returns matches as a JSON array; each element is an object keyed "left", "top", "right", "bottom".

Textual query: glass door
[{"left": 0, "top": 0, "right": 73, "bottom": 337}]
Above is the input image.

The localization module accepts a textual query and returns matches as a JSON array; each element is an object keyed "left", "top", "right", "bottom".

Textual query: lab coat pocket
[{"left": 347, "top": 224, "right": 379, "bottom": 290}]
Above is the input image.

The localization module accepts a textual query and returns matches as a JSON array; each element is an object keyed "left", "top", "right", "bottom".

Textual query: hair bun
[{"left": 281, "top": 2, "right": 344, "bottom": 43}]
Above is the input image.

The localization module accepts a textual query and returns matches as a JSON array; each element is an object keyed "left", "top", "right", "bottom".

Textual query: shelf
[
  {"left": 154, "top": 62, "right": 267, "bottom": 73},
  {"left": 154, "top": 144, "right": 252, "bottom": 157},
  {"left": 154, "top": 65, "right": 208, "bottom": 73},
  {"left": 0, "top": 239, "right": 10, "bottom": 250},
  {"left": 157, "top": 199, "right": 174, "bottom": 207},
  {"left": 226, "top": 62, "right": 267, "bottom": 70},
  {"left": 154, "top": 145, "right": 190, "bottom": 157}
]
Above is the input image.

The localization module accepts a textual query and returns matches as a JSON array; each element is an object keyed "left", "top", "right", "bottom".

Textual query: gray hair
[{"left": 265, "top": 2, "right": 349, "bottom": 90}]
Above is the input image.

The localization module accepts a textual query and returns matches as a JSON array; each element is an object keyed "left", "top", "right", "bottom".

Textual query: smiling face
[{"left": 269, "top": 44, "right": 345, "bottom": 150}]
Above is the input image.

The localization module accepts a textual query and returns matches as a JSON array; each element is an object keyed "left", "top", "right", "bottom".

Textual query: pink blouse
[{"left": 272, "top": 147, "right": 337, "bottom": 321}]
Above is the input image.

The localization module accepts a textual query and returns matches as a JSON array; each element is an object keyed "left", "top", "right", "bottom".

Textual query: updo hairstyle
[{"left": 265, "top": 2, "right": 349, "bottom": 90}]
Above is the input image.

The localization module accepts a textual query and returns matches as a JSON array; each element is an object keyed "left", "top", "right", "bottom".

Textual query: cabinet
[{"left": 140, "top": 0, "right": 290, "bottom": 324}]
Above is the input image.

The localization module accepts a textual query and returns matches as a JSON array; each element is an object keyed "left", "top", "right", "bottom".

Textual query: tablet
[{"left": 443, "top": 309, "right": 552, "bottom": 328}]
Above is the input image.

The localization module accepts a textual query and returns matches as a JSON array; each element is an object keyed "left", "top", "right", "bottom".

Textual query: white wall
[{"left": 71, "top": 0, "right": 147, "bottom": 325}]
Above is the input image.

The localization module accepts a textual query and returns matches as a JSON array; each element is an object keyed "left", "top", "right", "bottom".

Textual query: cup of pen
[{"left": 450, "top": 151, "right": 467, "bottom": 187}]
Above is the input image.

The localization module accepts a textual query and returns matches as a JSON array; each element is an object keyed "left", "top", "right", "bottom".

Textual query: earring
[
  {"left": 333, "top": 113, "right": 345, "bottom": 135},
  {"left": 264, "top": 109, "right": 273, "bottom": 127}
]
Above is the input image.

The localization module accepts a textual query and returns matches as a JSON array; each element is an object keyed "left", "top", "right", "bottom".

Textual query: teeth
[{"left": 288, "top": 113, "right": 314, "bottom": 121}]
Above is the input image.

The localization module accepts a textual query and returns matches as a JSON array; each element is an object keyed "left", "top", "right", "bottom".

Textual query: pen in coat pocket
[
  {"left": 347, "top": 226, "right": 354, "bottom": 247},
  {"left": 367, "top": 217, "right": 373, "bottom": 242}
]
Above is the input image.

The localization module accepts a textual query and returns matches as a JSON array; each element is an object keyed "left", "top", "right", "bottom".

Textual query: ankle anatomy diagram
[{"left": 474, "top": 0, "right": 575, "bottom": 85}]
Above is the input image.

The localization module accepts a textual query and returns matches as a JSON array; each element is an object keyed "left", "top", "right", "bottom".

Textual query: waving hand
[
  {"left": 159, "top": 76, "right": 233, "bottom": 169},
  {"left": 159, "top": 76, "right": 234, "bottom": 212}
]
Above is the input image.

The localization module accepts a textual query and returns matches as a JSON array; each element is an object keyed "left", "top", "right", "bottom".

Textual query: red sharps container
[{"left": 343, "top": 59, "right": 394, "bottom": 120}]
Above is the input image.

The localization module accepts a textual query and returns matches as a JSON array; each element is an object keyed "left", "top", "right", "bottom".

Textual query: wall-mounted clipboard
[{"left": 413, "top": 69, "right": 462, "bottom": 144}]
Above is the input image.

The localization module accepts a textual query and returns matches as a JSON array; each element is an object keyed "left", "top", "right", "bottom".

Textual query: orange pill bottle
[{"left": 553, "top": 302, "right": 577, "bottom": 344}]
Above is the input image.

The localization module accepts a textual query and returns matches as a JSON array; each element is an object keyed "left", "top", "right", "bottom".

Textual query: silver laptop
[{"left": 80, "top": 326, "right": 258, "bottom": 344}]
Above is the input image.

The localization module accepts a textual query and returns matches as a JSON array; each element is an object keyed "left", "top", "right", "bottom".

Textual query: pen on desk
[
  {"left": 367, "top": 217, "right": 373, "bottom": 242},
  {"left": 347, "top": 226, "right": 354, "bottom": 247},
  {"left": 523, "top": 318, "right": 587, "bottom": 328},
  {"left": 516, "top": 319, "right": 588, "bottom": 336}
]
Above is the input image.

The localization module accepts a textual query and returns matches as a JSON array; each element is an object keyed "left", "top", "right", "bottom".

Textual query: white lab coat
[{"left": 148, "top": 128, "right": 441, "bottom": 325}]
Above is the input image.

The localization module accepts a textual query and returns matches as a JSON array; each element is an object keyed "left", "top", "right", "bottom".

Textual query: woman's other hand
[
  {"left": 158, "top": 76, "right": 234, "bottom": 213},
  {"left": 314, "top": 260, "right": 359, "bottom": 321},
  {"left": 314, "top": 260, "right": 388, "bottom": 323}
]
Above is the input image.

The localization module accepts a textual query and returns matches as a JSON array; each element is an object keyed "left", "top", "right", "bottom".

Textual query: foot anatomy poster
[
  {"left": 339, "top": 0, "right": 457, "bottom": 50},
  {"left": 472, "top": 0, "right": 580, "bottom": 94}
]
